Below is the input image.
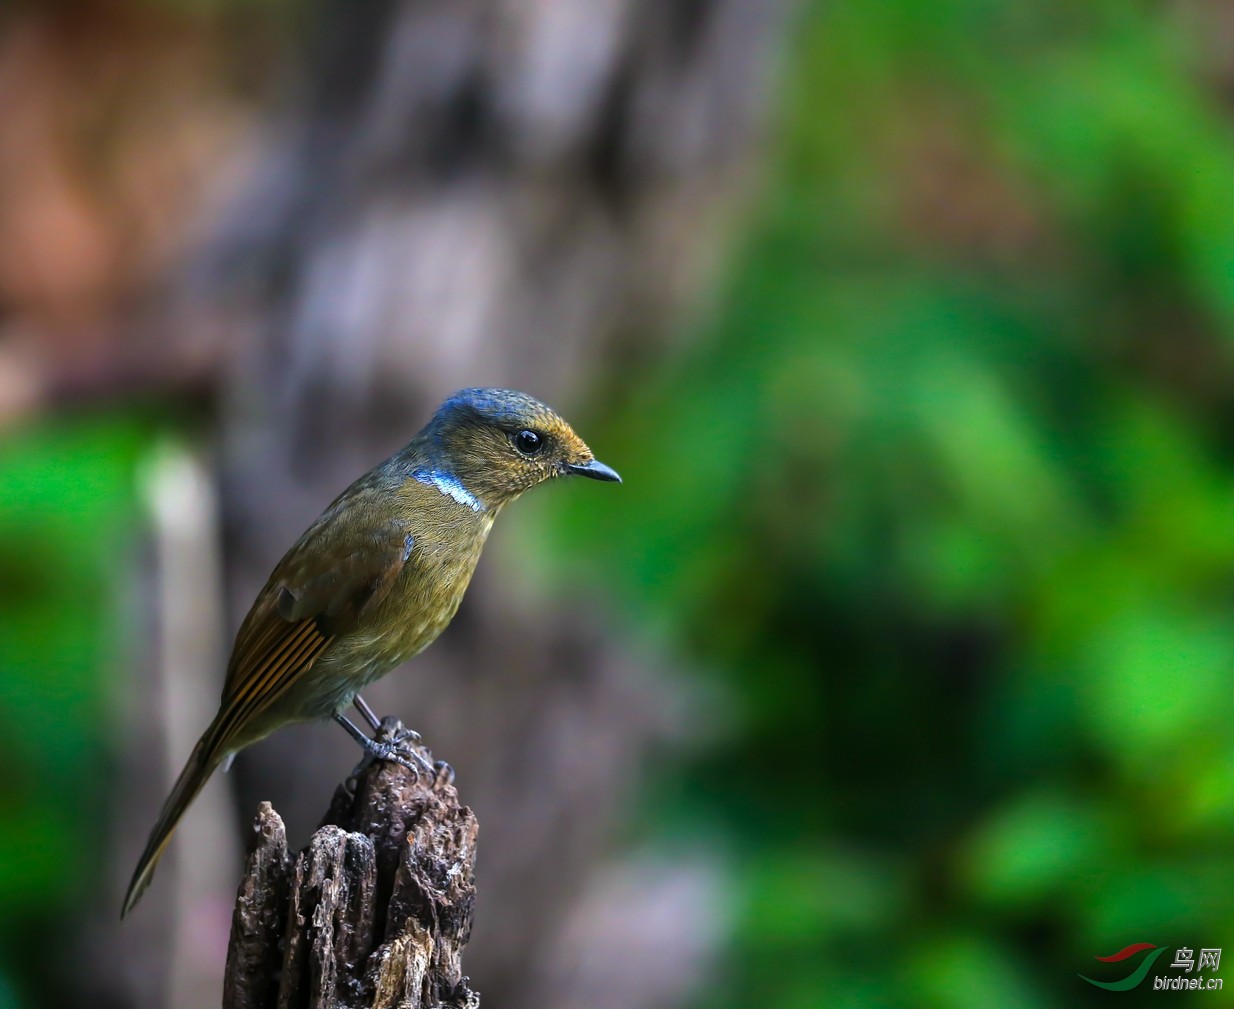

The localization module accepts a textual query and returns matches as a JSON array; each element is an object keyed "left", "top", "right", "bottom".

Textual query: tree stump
[{"left": 223, "top": 719, "right": 480, "bottom": 1009}]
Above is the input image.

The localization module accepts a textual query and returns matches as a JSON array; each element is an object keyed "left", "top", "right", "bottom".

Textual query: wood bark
[{"left": 224, "top": 721, "right": 479, "bottom": 1009}]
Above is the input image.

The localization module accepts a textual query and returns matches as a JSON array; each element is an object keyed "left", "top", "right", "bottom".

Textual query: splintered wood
[{"left": 223, "top": 728, "right": 479, "bottom": 1009}]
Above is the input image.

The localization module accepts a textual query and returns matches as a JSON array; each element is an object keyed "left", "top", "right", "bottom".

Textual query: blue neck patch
[{"left": 411, "top": 466, "right": 485, "bottom": 512}]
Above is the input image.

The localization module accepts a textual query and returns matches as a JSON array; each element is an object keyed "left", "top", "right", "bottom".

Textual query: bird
[{"left": 122, "top": 387, "right": 620, "bottom": 917}]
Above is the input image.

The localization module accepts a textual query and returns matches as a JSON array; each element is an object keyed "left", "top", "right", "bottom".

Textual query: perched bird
[{"left": 122, "top": 388, "right": 620, "bottom": 917}]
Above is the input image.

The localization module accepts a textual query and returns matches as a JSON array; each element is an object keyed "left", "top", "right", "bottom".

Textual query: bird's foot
[
  {"left": 350, "top": 735, "right": 435, "bottom": 779},
  {"left": 335, "top": 712, "right": 434, "bottom": 780},
  {"left": 391, "top": 726, "right": 422, "bottom": 746},
  {"left": 374, "top": 716, "right": 430, "bottom": 771},
  {"left": 353, "top": 722, "right": 435, "bottom": 777}
]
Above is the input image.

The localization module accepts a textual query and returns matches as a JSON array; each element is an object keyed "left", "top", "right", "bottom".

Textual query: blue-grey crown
[{"left": 437, "top": 388, "right": 553, "bottom": 427}]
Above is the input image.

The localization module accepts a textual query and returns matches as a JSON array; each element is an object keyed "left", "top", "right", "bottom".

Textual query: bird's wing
[{"left": 206, "top": 508, "right": 415, "bottom": 757}]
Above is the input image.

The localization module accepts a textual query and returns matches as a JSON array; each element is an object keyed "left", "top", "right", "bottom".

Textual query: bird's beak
[{"left": 567, "top": 459, "right": 622, "bottom": 483}]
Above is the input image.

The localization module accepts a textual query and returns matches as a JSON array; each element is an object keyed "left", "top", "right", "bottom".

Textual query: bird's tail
[{"left": 121, "top": 726, "right": 225, "bottom": 918}]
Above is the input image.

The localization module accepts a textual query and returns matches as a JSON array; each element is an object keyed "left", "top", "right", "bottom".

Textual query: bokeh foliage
[
  {"left": 0, "top": 414, "right": 152, "bottom": 1007},
  {"left": 546, "top": 1, "right": 1234, "bottom": 1005}
]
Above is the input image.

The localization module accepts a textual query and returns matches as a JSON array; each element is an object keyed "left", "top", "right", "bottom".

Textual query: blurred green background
[
  {"left": 3, "top": 0, "right": 1234, "bottom": 1006},
  {"left": 531, "top": 2, "right": 1234, "bottom": 1004}
]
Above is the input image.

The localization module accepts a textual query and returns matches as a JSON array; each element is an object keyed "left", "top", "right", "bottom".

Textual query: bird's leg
[
  {"left": 334, "top": 713, "right": 434, "bottom": 778},
  {"left": 353, "top": 694, "right": 381, "bottom": 732},
  {"left": 353, "top": 696, "right": 422, "bottom": 744}
]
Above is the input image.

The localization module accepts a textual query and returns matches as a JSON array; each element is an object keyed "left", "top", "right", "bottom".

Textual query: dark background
[{"left": 1, "top": 1, "right": 1232, "bottom": 1007}]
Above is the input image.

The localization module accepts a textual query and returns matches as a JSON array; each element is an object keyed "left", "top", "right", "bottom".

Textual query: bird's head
[{"left": 421, "top": 388, "right": 621, "bottom": 509}]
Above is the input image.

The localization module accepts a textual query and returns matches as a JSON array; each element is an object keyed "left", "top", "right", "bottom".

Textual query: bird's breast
[{"left": 342, "top": 510, "right": 495, "bottom": 673}]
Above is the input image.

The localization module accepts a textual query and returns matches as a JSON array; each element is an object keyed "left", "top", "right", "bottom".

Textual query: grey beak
[{"left": 567, "top": 459, "right": 622, "bottom": 483}]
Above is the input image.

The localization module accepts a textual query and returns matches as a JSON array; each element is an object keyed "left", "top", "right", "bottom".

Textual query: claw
[
  {"left": 336, "top": 712, "right": 433, "bottom": 778},
  {"left": 349, "top": 736, "right": 435, "bottom": 779}
]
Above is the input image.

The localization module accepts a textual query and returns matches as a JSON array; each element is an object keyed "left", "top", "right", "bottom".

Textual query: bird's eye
[{"left": 514, "top": 429, "right": 543, "bottom": 455}]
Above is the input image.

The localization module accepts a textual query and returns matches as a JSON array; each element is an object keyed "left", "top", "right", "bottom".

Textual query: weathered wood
[
  {"left": 223, "top": 802, "right": 293, "bottom": 1009},
  {"left": 224, "top": 721, "right": 480, "bottom": 1009}
]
